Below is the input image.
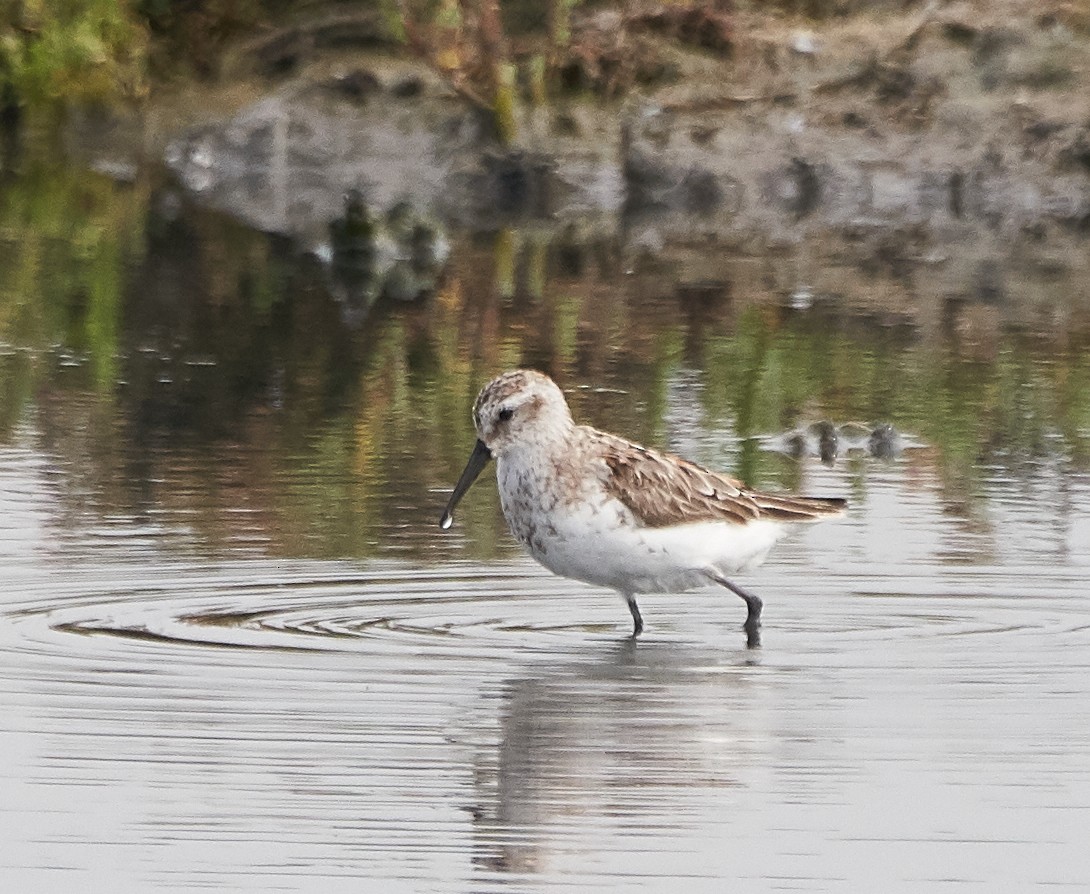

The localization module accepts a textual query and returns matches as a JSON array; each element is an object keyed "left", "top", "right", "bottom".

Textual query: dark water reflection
[{"left": 2, "top": 158, "right": 1090, "bottom": 890}]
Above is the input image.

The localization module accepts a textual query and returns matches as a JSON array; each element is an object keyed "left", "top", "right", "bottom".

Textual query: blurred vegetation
[
  {"left": 137, "top": 0, "right": 297, "bottom": 76},
  {"left": 0, "top": 0, "right": 150, "bottom": 114},
  {"left": 3, "top": 0, "right": 1089, "bottom": 128},
  {"left": 0, "top": 1, "right": 737, "bottom": 141}
]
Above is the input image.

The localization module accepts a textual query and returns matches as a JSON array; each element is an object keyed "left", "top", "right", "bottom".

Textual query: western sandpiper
[{"left": 440, "top": 369, "right": 845, "bottom": 647}]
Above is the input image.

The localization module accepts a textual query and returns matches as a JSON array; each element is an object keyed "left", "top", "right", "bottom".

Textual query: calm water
[{"left": 2, "top": 158, "right": 1090, "bottom": 892}]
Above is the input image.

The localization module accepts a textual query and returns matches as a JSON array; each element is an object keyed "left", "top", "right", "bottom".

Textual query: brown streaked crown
[
  {"left": 472, "top": 370, "right": 544, "bottom": 430},
  {"left": 472, "top": 369, "right": 573, "bottom": 453}
]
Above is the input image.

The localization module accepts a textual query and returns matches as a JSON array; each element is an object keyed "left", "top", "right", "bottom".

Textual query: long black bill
[{"left": 439, "top": 439, "right": 492, "bottom": 529}]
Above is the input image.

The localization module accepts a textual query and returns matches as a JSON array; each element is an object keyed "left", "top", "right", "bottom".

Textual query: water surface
[{"left": 1, "top": 157, "right": 1089, "bottom": 891}]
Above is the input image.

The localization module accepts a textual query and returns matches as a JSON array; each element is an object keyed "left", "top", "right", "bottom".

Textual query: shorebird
[{"left": 440, "top": 369, "right": 845, "bottom": 647}]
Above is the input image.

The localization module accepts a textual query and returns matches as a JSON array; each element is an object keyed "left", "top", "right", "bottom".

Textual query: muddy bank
[{"left": 147, "top": 3, "right": 1090, "bottom": 239}]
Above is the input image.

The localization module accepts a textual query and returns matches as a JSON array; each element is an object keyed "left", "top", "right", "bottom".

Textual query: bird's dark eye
[{"left": 497, "top": 407, "right": 514, "bottom": 423}]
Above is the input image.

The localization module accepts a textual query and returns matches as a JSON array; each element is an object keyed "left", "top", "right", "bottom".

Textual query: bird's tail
[{"left": 750, "top": 494, "right": 847, "bottom": 522}]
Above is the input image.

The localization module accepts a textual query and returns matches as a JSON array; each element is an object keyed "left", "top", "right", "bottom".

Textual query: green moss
[{"left": 0, "top": 0, "right": 149, "bottom": 110}]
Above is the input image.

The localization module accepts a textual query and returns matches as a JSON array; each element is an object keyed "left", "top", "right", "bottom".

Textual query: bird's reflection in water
[{"left": 467, "top": 638, "right": 770, "bottom": 878}]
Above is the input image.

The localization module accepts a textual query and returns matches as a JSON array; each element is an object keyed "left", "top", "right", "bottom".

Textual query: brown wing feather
[
  {"left": 598, "top": 430, "right": 845, "bottom": 528},
  {"left": 749, "top": 492, "right": 847, "bottom": 521}
]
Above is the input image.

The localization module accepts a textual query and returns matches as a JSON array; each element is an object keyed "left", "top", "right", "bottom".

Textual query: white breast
[{"left": 496, "top": 452, "right": 783, "bottom": 594}]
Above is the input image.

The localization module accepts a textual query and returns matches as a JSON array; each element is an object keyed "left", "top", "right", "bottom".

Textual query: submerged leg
[
  {"left": 624, "top": 593, "right": 644, "bottom": 637},
  {"left": 707, "top": 571, "right": 762, "bottom": 649}
]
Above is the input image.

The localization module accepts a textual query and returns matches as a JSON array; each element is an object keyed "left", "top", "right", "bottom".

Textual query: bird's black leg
[
  {"left": 624, "top": 593, "right": 644, "bottom": 637},
  {"left": 708, "top": 571, "right": 762, "bottom": 648}
]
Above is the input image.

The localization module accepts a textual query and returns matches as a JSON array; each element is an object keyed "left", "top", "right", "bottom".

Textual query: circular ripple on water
[
  {"left": 7, "top": 561, "right": 625, "bottom": 660},
  {"left": 6, "top": 558, "right": 1088, "bottom": 665}
]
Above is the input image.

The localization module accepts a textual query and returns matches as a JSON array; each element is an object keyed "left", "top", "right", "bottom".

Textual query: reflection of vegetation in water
[
  {"left": 702, "top": 306, "right": 1090, "bottom": 496},
  {"left": 0, "top": 163, "right": 146, "bottom": 429},
  {"left": 328, "top": 238, "right": 1089, "bottom": 558},
  {"left": 6, "top": 190, "right": 1088, "bottom": 559}
]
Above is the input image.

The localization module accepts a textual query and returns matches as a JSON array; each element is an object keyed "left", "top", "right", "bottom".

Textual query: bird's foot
[
  {"left": 743, "top": 614, "right": 761, "bottom": 649},
  {"left": 625, "top": 594, "right": 644, "bottom": 637}
]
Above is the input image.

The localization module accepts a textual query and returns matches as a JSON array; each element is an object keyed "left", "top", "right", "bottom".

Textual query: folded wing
[{"left": 599, "top": 431, "right": 846, "bottom": 528}]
